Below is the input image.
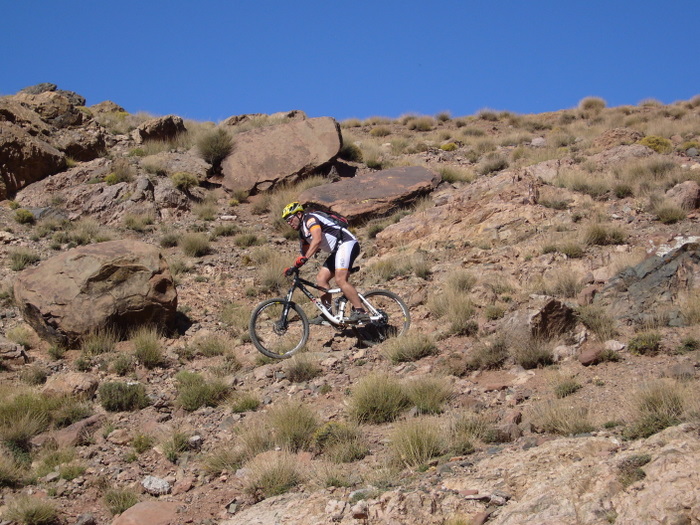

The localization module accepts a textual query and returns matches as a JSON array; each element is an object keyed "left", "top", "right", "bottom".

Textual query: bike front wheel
[
  {"left": 350, "top": 289, "right": 411, "bottom": 346},
  {"left": 249, "top": 298, "right": 309, "bottom": 359}
]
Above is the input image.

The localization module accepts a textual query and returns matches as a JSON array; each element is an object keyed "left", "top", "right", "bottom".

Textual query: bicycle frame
[
  {"left": 281, "top": 268, "right": 383, "bottom": 328},
  {"left": 283, "top": 269, "right": 345, "bottom": 327}
]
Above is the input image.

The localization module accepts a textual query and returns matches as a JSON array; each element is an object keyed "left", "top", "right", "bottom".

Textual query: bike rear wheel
[
  {"left": 349, "top": 289, "right": 411, "bottom": 346},
  {"left": 249, "top": 298, "right": 309, "bottom": 359}
]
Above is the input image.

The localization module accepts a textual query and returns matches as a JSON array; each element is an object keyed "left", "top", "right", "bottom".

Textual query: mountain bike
[{"left": 249, "top": 266, "right": 410, "bottom": 359}]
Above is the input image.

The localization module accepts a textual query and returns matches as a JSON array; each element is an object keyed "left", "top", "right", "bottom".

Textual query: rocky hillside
[{"left": 0, "top": 84, "right": 699, "bottom": 525}]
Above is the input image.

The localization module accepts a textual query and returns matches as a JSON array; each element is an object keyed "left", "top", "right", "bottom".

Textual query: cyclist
[{"left": 281, "top": 202, "right": 369, "bottom": 324}]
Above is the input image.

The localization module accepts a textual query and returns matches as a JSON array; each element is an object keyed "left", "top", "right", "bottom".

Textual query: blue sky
[{"left": 2, "top": 1, "right": 698, "bottom": 123}]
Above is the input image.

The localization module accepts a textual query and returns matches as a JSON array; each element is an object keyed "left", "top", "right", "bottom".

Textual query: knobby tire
[
  {"left": 350, "top": 289, "right": 411, "bottom": 346},
  {"left": 249, "top": 298, "right": 309, "bottom": 359}
]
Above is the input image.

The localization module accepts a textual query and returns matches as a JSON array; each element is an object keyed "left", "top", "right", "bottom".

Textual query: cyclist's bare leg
[
  {"left": 316, "top": 267, "right": 333, "bottom": 307},
  {"left": 334, "top": 269, "right": 363, "bottom": 310}
]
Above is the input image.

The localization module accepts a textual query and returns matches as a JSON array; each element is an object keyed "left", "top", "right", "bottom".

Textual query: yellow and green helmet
[{"left": 281, "top": 201, "right": 304, "bottom": 220}]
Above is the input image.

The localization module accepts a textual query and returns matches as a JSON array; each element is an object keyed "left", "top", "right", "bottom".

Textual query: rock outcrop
[
  {"left": 595, "top": 239, "right": 700, "bottom": 327},
  {"left": 375, "top": 170, "right": 552, "bottom": 252},
  {"left": 14, "top": 156, "right": 201, "bottom": 224},
  {"left": 18, "top": 82, "right": 87, "bottom": 107},
  {"left": 220, "top": 425, "right": 700, "bottom": 525},
  {"left": 0, "top": 120, "right": 66, "bottom": 199}
]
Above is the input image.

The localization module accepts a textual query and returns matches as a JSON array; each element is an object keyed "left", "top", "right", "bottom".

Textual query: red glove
[
  {"left": 295, "top": 256, "right": 308, "bottom": 268},
  {"left": 284, "top": 267, "right": 295, "bottom": 277}
]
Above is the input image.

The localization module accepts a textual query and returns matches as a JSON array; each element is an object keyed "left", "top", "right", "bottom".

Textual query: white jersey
[{"left": 299, "top": 212, "right": 355, "bottom": 253}]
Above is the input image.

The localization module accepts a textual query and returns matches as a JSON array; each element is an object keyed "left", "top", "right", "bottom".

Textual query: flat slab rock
[{"left": 299, "top": 165, "right": 440, "bottom": 221}]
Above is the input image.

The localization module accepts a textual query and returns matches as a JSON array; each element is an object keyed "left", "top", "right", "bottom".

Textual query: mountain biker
[{"left": 281, "top": 202, "right": 369, "bottom": 324}]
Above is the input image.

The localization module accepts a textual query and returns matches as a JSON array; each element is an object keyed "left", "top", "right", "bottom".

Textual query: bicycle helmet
[{"left": 281, "top": 202, "right": 304, "bottom": 220}]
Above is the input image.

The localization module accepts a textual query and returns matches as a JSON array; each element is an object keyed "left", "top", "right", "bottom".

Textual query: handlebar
[{"left": 284, "top": 266, "right": 300, "bottom": 277}]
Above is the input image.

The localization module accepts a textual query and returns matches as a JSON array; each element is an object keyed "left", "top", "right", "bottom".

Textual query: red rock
[{"left": 112, "top": 501, "right": 180, "bottom": 525}]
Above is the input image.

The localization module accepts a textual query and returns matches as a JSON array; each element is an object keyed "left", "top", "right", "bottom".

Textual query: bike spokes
[
  {"left": 249, "top": 299, "right": 309, "bottom": 358},
  {"left": 349, "top": 290, "right": 410, "bottom": 346}
]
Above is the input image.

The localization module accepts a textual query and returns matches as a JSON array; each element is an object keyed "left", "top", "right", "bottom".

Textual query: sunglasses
[{"left": 286, "top": 216, "right": 296, "bottom": 224}]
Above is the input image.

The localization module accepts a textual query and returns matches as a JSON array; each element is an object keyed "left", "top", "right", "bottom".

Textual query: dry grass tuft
[
  {"left": 237, "top": 417, "right": 275, "bottom": 459},
  {"left": 104, "top": 489, "right": 139, "bottom": 516},
  {"left": 428, "top": 289, "right": 478, "bottom": 336},
  {"left": 403, "top": 375, "right": 453, "bottom": 414},
  {"left": 679, "top": 291, "right": 700, "bottom": 325},
  {"left": 582, "top": 223, "right": 627, "bottom": 246},
  {"left": 268, "top": 400, "right": 318, "bottom": 452},
  {"left": 527, "top": 399, "right": 594, "bottom": 435},
  {"left": 348, "top": 373, "right": 410, "bottom": 424},
  {"left": 446, "top": 412, "right": 504, "bottom": 456},
  {"left": 131, "top": 325, "right": 163, "bottom": 369},
  {"left": 575, "top": 304, "right": 617, "bottom": 341},
  {"left": 623, "top": 379, "right": 692, "bottom": 439},
  {"left": 390, "top": 417, "right": 446, "bottom": 468},
  {"left": 5, "top": 495, "right": 58, "bottom": 525},
  {"left": 81, "top": 327, "right": 119, "bottom": 355},
  {"left": 313, "top": 421, "right": 369, "bottom": 463},
  {"left": 510, "top": 332, "right": 554, "bottom": 369},
  {"left": 244, "top": 450, "right": 303, "bottom": 501},
  {"left": 202, "top": 442, "right": 245, "bottom": 475},
  {"left": 381, "top": 333, "right": 437, "bottom": 363},
  {"left": 285, "top": 354, "right": 321, "bottom": 383},
  {"left": 174, "top": 371, "right": 229, "bottom": 411}
]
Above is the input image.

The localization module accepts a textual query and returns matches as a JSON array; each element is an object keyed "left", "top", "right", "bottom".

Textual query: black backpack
[
  {"left": 302, "top": 209, "right": 350, "bottom": 249},
  {"left": 306, "top": 209, "right": 349, "bottom": 230}
]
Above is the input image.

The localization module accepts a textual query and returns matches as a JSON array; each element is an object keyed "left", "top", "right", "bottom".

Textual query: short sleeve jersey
[{"left": 299, "top": 212, "right": 355, "bottom": 253}]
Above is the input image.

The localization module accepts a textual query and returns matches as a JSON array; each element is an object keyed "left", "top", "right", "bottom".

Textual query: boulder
[
  {"left": 13, "top": 157, "right": 196, "bottom": 223},
  {"left": 610, "top": 426, "right": 700, "bottom": 524},
  {"left": 221, "top": 112, "right": 266, "bottom": 126},
  {"left": 42, "top": 371, "right": 99, "bottom": 398},
  {"left": 503, "top": 296, "right": 578, "bottom": 340},
  {"left": 18, "top": 82, "right": 58, "bottom": 95},
  {"left": 0, "top": 121, "right": 66, "bottom": 199},
  {"left": 215, "top": 117, "right": 341, "bottom": 194},
  {"left": 578, "top": 345, "right": 604, "bottom": 366},
  {"left": 131, "top": 115, "right": 186, "bottom": 144},
  {"left": 142, "top": 475, "right": 172, "bottom": 495},
  {"left": 529, "top": 298, "right": 578, "bottom": 338},
  {"left": 0, "top": 336, "right": 29, "bottom": 364},
  {"left": 31, "top": 414, "right": 105, "bottom": 449},
  {"left": 13, "top": 240, "right": 177, "bottom": 347},
  {"left": 594, "top": 240, "right": 700, "bottom": 327},
  {"left": 14, "top": 158, "right": 110, "bottom": 208},
  {"left": 153, "top": 178, "right": 194, "bottom": 211},
  {"left": 299, "top": 166, "right": 440, "bottom": 222},
  {"left": 111, "top": 501, "right": 180, "bottom": 525},
  {"left": 665, "top": 180, "right": 700, "bottom": 210}
]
